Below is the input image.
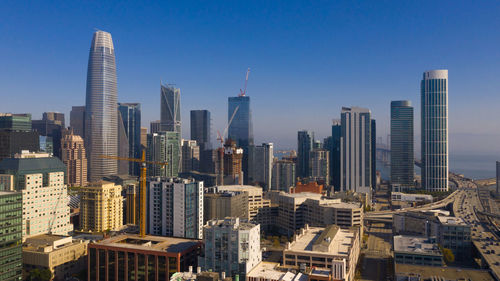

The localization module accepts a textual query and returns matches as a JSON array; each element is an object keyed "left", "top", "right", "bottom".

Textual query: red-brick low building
[{"left": 88, "top": 234, "right": 202, "bottom": 281}]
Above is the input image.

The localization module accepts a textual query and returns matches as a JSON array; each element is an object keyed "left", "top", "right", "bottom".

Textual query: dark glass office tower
[
  {"left": 331, "top": 120, "right": 342, "bottom": 190},
  {"left": 371, "top": 119, "right": 377, "bottom": 190},
  {"left": 297, "top": 130, "right": 314, "bottom": 178},
  {"left": 160, "top": 84, "right": 181, "bottom": 133},
  {"left": 190, "top": 110, "right": 211, "bottom": 151},
  {"left": 0, "top": 114, "right": 39, "bottom": 161},
  {"left": 228, "top": 96, "right": 253, "bottom": 148},
  {"left": 421, "top": 70, "right": 448, "bottom": 192},
  {"left": 32, "top": 112, "right": 65, "bottom": 158},
  {"left": 70, "top": 106, "right": 85, "bottom": 138},
  {"left": 118, "top": 103, "right": 141, "bottom": 175},
  {"left": 228, "top": 96, "right": 253, "bottom": 183},
  {"left": 85, "top": 30, "right": 118, "bottom": 181},
  {"left": 391, "top": 100, "right": 414, "bottom": 189}
]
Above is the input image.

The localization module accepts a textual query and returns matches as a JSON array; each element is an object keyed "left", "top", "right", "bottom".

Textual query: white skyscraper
[
  {"left": 146, "top": 177, "right": 203, "bottom": 239},
  {"left": 85, "top": 30, "right": 118, "bottom": 181},
  {"left": 340, "top": 107, "right": 373, "bottom": 194},
  {"left": 421, "top": 70, "right": 448, "bottom": 192}
]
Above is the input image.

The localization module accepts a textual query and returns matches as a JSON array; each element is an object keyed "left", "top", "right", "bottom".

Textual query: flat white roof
[{"left": 287, "top": 227, "right": 355, "bottom": 256}]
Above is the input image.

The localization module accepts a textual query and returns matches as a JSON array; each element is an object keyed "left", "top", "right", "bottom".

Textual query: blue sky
[{"left": 1, "top": 0, "right": 500, "bottom": 154}]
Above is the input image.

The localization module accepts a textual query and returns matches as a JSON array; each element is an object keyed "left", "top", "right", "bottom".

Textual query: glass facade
[
  {"left": 146, "top": 131, "right": 180, "bottom": 178},
  {"left": 391, "top": 100, "right": 414, "bottom": 188},
  {"left": 331, "top": 121, "right": 342, "bottom": 190},
  {"left": 421, "top": 70, "right": 448, "bottom": 192},
  {"left": 190, "top": 110, "right": 211, "bottom": 151},
  {"left": 118, "top": 103, "right": 142, "bottom": 175},
  {"left": 85, "top": 30, "right": 118, "bottom": 181},
  {"left": 0, "top": 192, "right": 22, "bottom": 281},
  {"left": 160, "top": 84, "right": 181, "bottom": 133},
  {"left": 228, "top": 96, "right": 253, "bottom": 148},
  {"left": 297, "top": 130, "right": 313, "bottom": 178}
]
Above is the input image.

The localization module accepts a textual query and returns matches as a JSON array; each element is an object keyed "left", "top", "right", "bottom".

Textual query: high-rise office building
[
  {"left": 43, "top": 112, "right": 65, "bottom": 127},
  {"left": 70, "top": 106, "right": 85, "bottom": 138},
  {"left": 228, "top": 96, "right": 253, "bottom": 148},
  {"left": 140, "top": 127, "right": 148, "bottom": 147},
  {"left": 118, "top": 103, "right": 141, "bottom": 175},
  {"left": 204, "top": 189, "right": 248, "bottom": 222},
  {"left": 421, "top": 70, "right": 448, "bottom": 192},
  {"left": 32, "top": 112, "right": 65, "bottom": 158},
  {"left": 309, "top": 148, "right": 330, "bottom": 184},
  {"left": 0, "top": 191, "right": 22, "bottom": 281},
  {"left": 146, "top": 132, "right": 180, "bottom": 178},
  {"left": 160, "top": 84, "right": 181, "bottom": 133},
  {"left": 271, "top": 159, "right": 296, "bottom": 191},
  {"left": 228, "top": 96, "right": 253, "bottom": 184},
  {"left": 150, "top": 120, "right": 161, "bottom": 134},
  {"left": 38, "top": 135, "right": 53, "bottom": 155},
  {"left": 340, "top": 107, "right": 372, "bottom": 194},
  {"left": 117, "top": 112, "right": 129, "bottom": 175},
  {"left": 85, "top": 30, "right": 118, "bottom": 181},
  {"left": 391, "top": 101, "right": 414, "bottom": 189},
  {"left": 497, "top": 161, "right": 500, "bottom": 195},
  {"left": 331, "top": 120, "right": 342, "bottom": 190},
  {"left": 371, "top": 119, "right": 377, "bottom": 189},
  {"left": 248, "top": 143, "right": 273, "bottom": 190},
  {"left": 0, "top": 113, "right": 39, "bottom": 161},
  {"left": 61, "top": 131, "right": 87, "bottom": 187},
  {"left": 190, "top": 110, "right": 211, "bottom": 151},
  {"left": 199, "top": 218, "right": 261, "bottom": 279},
  {"left": 181, "top": 139, "right": 200, "bottom": 173},
  {"left": 0, "top": 151, "right": 73, "bottom": 239},
  {"left": 146, "top": 177, "right": 203, "bottom": 239},
  {"left": 79, "top": 181, "right": 123, "bottom": 232},
  {"left": 297, "top": 130, "right": 313, "bottom": 178}
]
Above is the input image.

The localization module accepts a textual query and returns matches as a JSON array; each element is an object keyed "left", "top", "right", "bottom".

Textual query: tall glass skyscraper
[
  {"left": 190, "top": 110, "right": 211, "bottom": 151},
  {"left": 297, "top": 130, "right": 314, "bottom": 178},
  {"left": 391, "top": 100, "right": 414, "bottom": 189},
  {"left": 85, "top": 30, "right": 118, "bottom": 181},
  {"left": 421, "top": 70, "right": 448, "bottom": 192},
  {"left": 160, "top": 84, "right": 181, "bottom": 133},
  {"left": 228, "top": 96, "right": 253, "bottom": 148},
  {"left": 118, "top": 103, "right": 141, "bottom": 175},
  {"left": 331, "top": 120, "right": 342, "bottom": 190}
]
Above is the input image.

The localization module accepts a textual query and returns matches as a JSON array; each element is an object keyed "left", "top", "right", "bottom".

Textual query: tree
[
  {"left": 28, "top": 268, "right": 52, "bottom": 281},
  {"left": 440, "top": 246, "right": 455, "bottom": 264}
]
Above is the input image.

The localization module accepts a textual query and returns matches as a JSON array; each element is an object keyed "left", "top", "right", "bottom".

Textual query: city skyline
[{"left": 1, "top": 1, "right": 500, "bottom": 155}]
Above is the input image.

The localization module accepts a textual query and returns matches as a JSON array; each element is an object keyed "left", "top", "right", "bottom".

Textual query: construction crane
[
  {"left": 100, "top": 150, "right": 168, "bottom": 237},
  {"left": 239, "top": 68, "right": 250, "bottom": 97},
  {"left": 215, "top": 105, "right": 240, "bottom": 185}
]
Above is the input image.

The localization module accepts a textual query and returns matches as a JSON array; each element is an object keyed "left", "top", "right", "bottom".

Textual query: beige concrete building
[
  {"left": 0, "top": 174, "right": 14, "bottom": 190},
  {"left": 216, "top": 185, "right": 271, "bottom": 221},
  {"left": 79, "top": 181, "right": 123, "bottom": 232},
  {"left": 125, "top": 183, "right": 139, "bottom": 225},
  {"left": 61, "top": 131, "right": 87, "bottom": 187},
  {"left": 270, "top": 192, "right": 363, "bottom": 236},
  {"left": 23, "top": 235, "right": 88, "bottom": 281},
  {"left": 204, "top": 189, "right": 248, "bottom": 222},
  {"left": 181, "top": 139, "right": 200, "bottom": 173},
  {"left": 283, "top": 225, "right": 360, "bottom": 281}
]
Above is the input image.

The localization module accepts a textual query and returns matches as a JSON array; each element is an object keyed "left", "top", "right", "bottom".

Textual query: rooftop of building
[
  {"left": 216, "top": 185, "right": 263, "bottom": 192},
  {"left": 84, "top": 181, "right": 122, "bottom": 189},
  {"left": 90, "top": 234, "right": 201, "bottom": 254},
  {"left": 23, "top": 234, "right": 87, "bottom": 253},
  {"left": 205, "top": 217, "right": 257, "bottom": 231},
  {"left": 393, "top": 235, "right": 442, "bottom": 256},
  {"left": 315, "top": 198, "right": 362, "bottom": 209},
  {"left": 0, "top": 190, "right": 20, "bottom": 196},
  {"left": 279, "top": 192, "right": 323, "bottom": 199},
  {"left": 247, "top": 262, "right": 308, "bottom": 281},
  {"left": 147, "top": 177, "right": 198, "bottom": 184},
  {"left": 395, "top": 264, "right": 493, "bottom": 281},
  {"left": 437, "top": 216, "right": 468, "bottom": 226},
  {"left": 286, "top": 225, "right": 357, "bottom": 256},
  {"left": 0, "top": 152, "right": 66, "bottom": 175}
]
